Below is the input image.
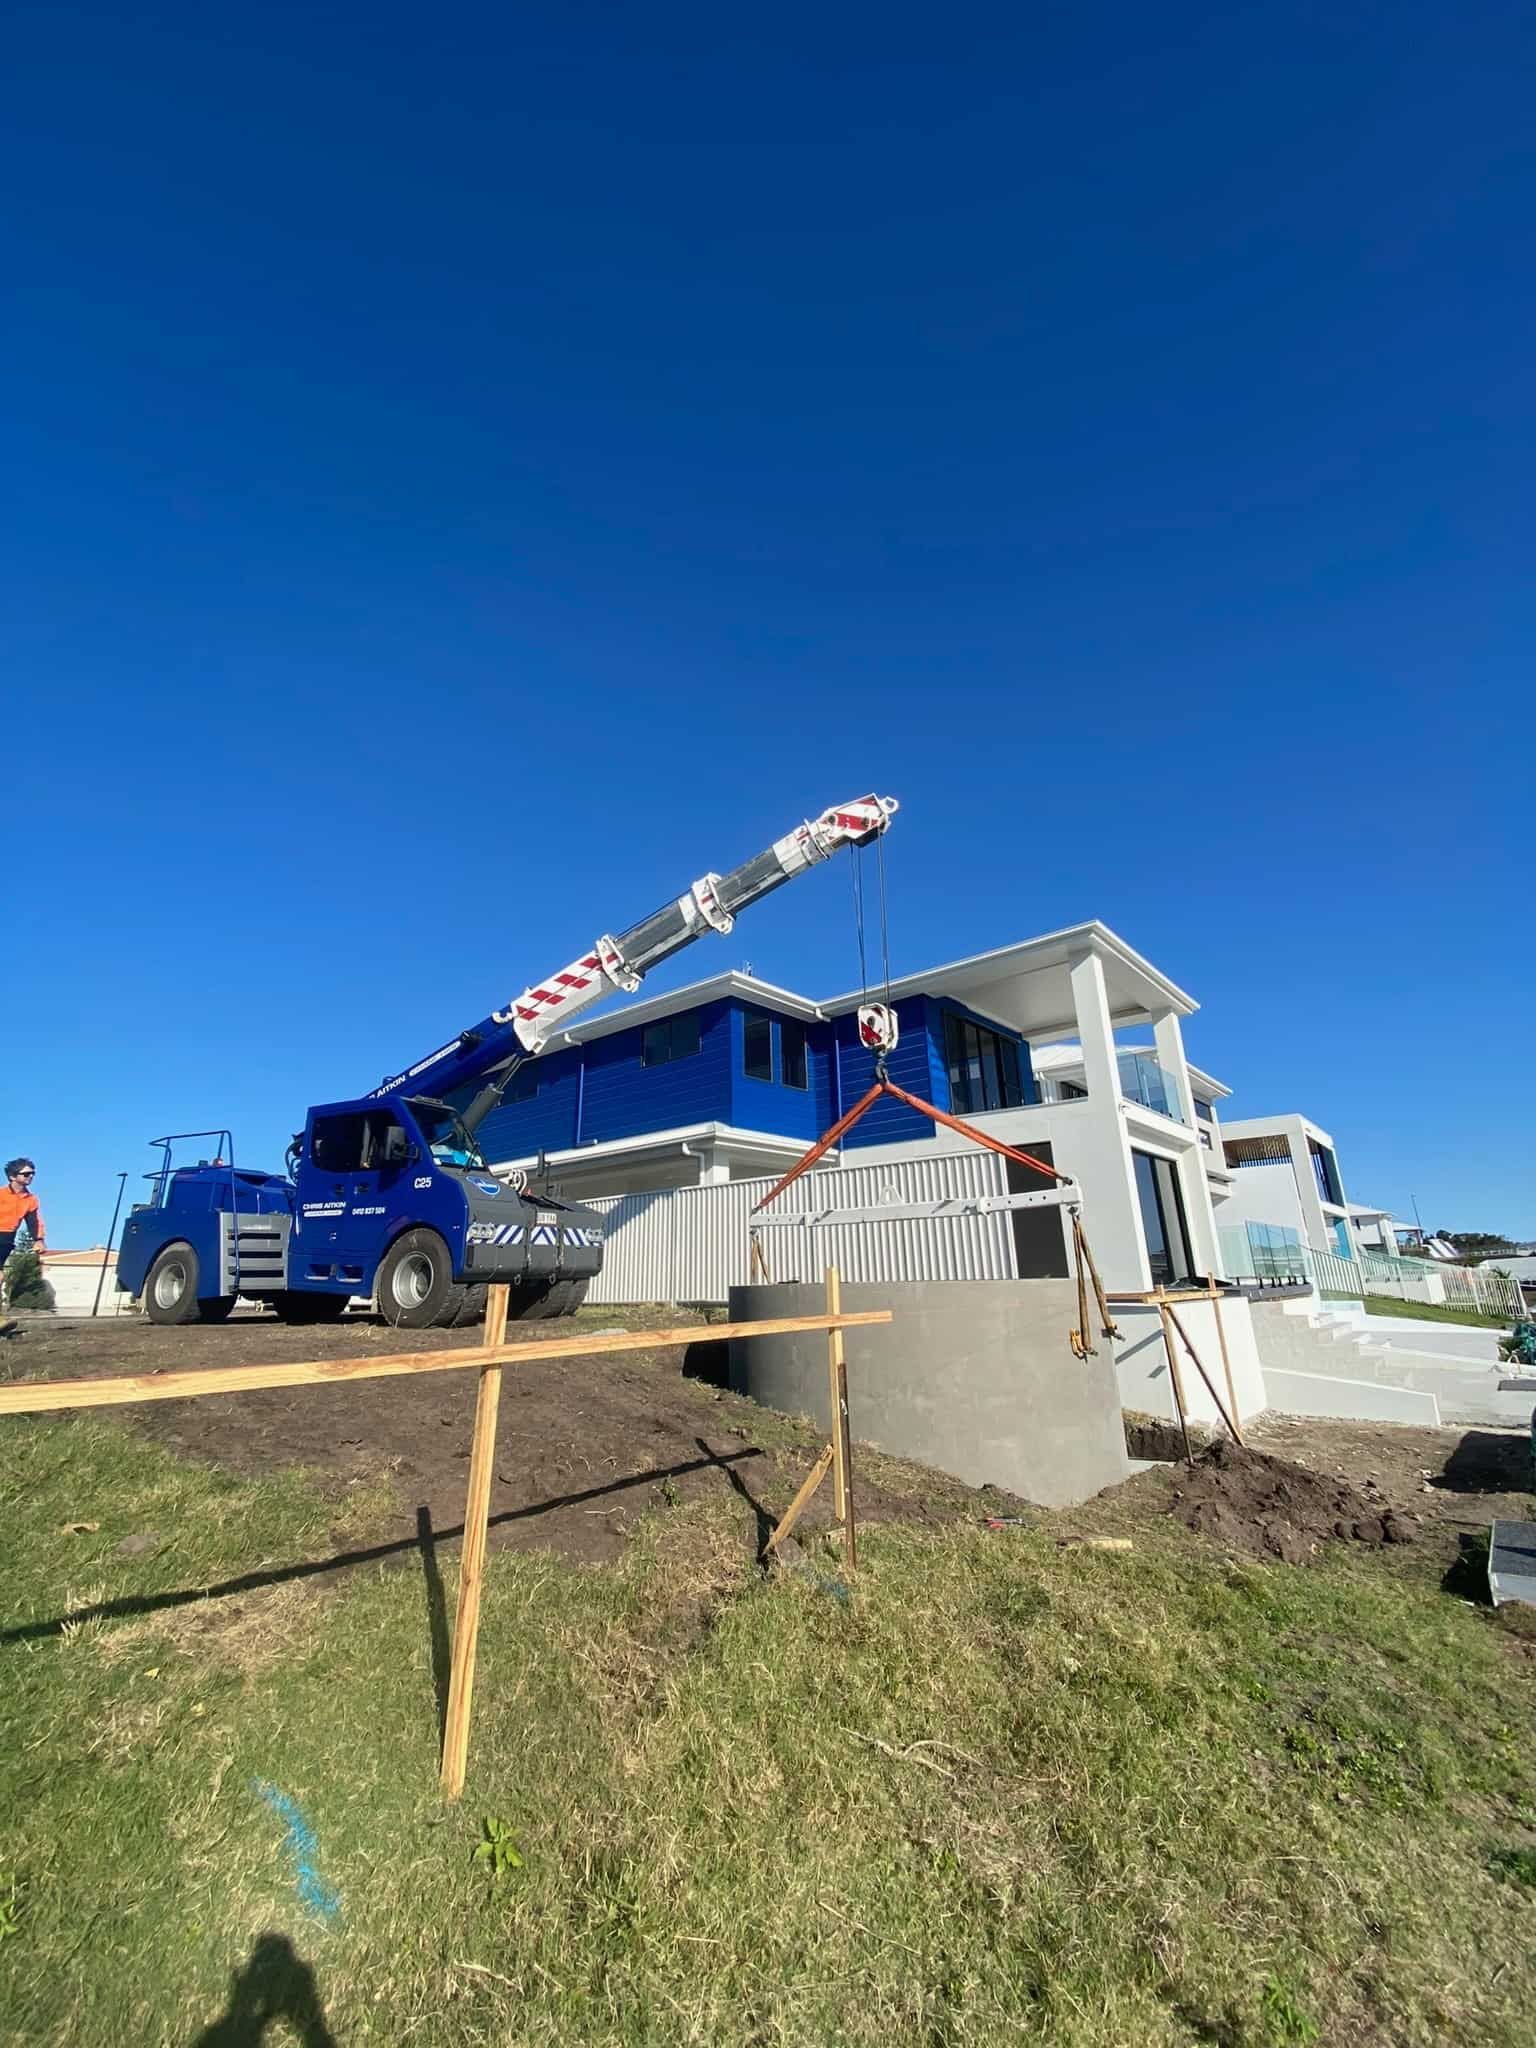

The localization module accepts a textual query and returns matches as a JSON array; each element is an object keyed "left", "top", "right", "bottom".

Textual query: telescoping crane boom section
[{"left": 367, "top": 794, "right": 900, "bottom": 1124}]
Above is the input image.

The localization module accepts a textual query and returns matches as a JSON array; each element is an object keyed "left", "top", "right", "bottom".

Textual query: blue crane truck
[{"left": 116, "top": 794, "right": 899, "bottom": 1330}]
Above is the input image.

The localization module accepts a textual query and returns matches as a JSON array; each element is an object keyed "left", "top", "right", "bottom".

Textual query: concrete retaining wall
[
  {"left": 727, "top": 1280, "right": 1129, "bottom": 1507},
  {"left": 1262, "top": 1369, "right": 1441, "bottom": 1426}
]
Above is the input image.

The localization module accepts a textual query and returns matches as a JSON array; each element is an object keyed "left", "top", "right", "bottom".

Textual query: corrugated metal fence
[{"left": 585, "top": 1151, "right": 1016, "bottom": 1304}]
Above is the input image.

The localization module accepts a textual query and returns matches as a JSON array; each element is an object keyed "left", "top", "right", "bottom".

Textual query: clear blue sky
[{"left": 7, "top": 3, "right": 1532, "bottom": 1249}]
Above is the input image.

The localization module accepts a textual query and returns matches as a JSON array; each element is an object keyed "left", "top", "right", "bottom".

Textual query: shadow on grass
[
  {"left": 1442, "top": 1529, "right": 1492, "bottom": 1603},
  {"left": 694, "top": 1434, "right": 776, "bottom": 1557},
  {"left": 416, "top": 1505, "right": 451, "bottom": 1743},
  {"left": 0, "top": 1448, "right": 761, "bottom": 1647},
  {"left": 190, "top": 1932, "right": 335, "bottom": 2046}
]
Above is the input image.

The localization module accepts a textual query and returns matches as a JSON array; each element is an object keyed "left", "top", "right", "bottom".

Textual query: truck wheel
[
  {"left": 375, "top": 1229, "right": 456, "bottom": 1329},
  {"left": 507, "top": 1279, "right": 554, "bottom": 1321},
  {"left": 542, "top": 1279, "right": 590, "bottom": 1319},
  {"left": 144, "top": 1243, "right": 207, "bottom": 1326},
  {"left": 452, "top": 1284, "right": 489, "bottom": 1329},
  {"left": 271, "top": 1292, "right": 349, "bottom": 1325}
]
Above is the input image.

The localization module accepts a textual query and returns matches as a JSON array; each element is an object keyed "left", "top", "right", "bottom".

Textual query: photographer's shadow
[{"left": 191, "top": 1933, "right": 336, "bottom": 2047}]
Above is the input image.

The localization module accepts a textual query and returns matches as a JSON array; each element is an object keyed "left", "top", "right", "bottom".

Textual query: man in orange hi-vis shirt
[{"left": 0, "top": 1157, "right": 45, "bottom": 1270}]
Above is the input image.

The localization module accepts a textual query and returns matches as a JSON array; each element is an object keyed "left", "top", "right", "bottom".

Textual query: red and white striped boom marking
[{"left": 498, "top": 793, "right": 897, "bottom": 1051}]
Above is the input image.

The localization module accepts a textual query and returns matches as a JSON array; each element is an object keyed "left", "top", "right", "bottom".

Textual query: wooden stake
[
  {"left": 440, "top": 1284, "right": 510, "bottom": 1801},
  {"left": 1165, "top": 1302, "right": 1243, "bottom": 1446},
  {"left": 0, "top": 1309, "right": 893, "bottom": 1417},
  {"left": 1206, "top": 1279, "right": 1241, "bottom": 1436},
  {"left": 764, "top": 1443, "right": 835, "bottom": 1555},
  {"left": 1156, "top": 1294, "right": 1194, "bottom": 1464},
  {"left": 826, "top": 1267, "right": 848, "bottom": 1527}
]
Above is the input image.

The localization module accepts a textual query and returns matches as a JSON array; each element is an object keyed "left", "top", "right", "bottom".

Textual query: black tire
[
  {"left": 504, "top": 1279, "right": 554, "bottom": 1321},
  {"left": 374, "top": 1229, "right": 456, "bottom": 1329},
  {"left": 452, "top": 1284, "right": 489, "bottom": 1328},
  {"left": 433, "top": 1286, "right": 469, "bottom": 1328},
  {"left": 542, "top": 1278, "right": 590, "bottom": 1319},
  {"left": 270, "top": 1291, "right": 350, "bottom": 1325},
  {"left": 143, "top": 1242, "right": 208, "bottom": 1326}
]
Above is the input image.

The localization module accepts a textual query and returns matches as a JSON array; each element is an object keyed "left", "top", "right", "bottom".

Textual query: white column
[
  {"left": 1067, "top": 951, "right": 1151, "bottom": 1291},
  {"left": 696, "top": 1145, "right": 731, "bottom": 1187},
  {"left": 1288, "top": 1124, "right": 1328, "bottom": 1251},
  {"left": 1150, "top": 1010, "right": 1198, "bottom": 1127}
]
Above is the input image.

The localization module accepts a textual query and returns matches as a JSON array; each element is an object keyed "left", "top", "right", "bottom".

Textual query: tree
[
  {"left": 3, "top": 1246, "right": 55, "bottom": 1312},
  {"left": 1437, "top": 1231, "right": 1521, "bottom": 1261}
]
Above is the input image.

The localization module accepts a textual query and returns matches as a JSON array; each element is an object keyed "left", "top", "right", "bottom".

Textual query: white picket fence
[
  {"left": 1358, "top": 1248, "right": 1523, "bottom": 1320},
  {"left": 584, "top": 1151, "right": 1017, "bottom": 1305}
]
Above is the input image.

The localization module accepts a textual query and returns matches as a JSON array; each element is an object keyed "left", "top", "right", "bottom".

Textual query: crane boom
[{"left": 367, "top": 793, "right": 899, "bottom": 1125}]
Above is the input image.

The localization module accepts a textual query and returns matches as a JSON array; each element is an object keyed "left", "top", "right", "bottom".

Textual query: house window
[
  {"left": 1059, "top": 1080, "right": 1088, "bottom": 1101},
  {"left": 1192, "top": 1096, "right": 1214, "bottom": 1123},
  {"left": 641, "top": 1012, "right": 702, "bottom": 1067},
  {"left": 742, "top": 1012, "right": 774, "bottom": 1082},
  {"left": 1132, "top": 1149, "right": 1196, "bottom": 1287},
  {"left": 1309, "top": 1140, "right": 1343, "bottom": 1206},
  {"left": 505, "top": 1062, "right": 540, "bottom": 1102},
  {"left": 943, "top": 1012, "right": 1026, "bottom": 1114},
  {"left": 781, "top": 1019, "right": 808, "bottom": 1090}
]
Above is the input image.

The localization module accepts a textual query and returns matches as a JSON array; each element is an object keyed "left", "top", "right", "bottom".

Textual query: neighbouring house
[
  {"left": 31, "top": 1248, "right": 125, "bottom": 1315},
  {"left": 1347, "top": 1203, "right": 1405, "bottom": 1256},
  {"left": 477, "top": 920, "right": 1232, "bottom": 1298},
  {"left": 1216, "top": 1112, "right": 1361, "bottom": 1265}
]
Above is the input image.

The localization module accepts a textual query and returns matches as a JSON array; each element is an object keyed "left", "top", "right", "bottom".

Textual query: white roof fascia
[
  {"left": 1185, "top": 1062, "right": 1233, "bottom": 1101},
  {"left": 487, "top": 1120, "right": 816, "bottom": 1172},
  {"left": 820, "top": 921, "right": 1198, "bottom": 1022},
  {"left": 536, "top": 971, "right": 826, "bottom": 1050}
]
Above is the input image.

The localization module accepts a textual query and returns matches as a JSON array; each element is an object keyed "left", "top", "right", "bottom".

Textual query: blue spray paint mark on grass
[{"left": 253, "top": 1780, "right": 341, "bottom": 1922}]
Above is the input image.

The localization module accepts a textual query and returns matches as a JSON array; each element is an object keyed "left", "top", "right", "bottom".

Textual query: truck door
[{"left": 299, "top": 1108, "right": 414, "bottom": 1291}]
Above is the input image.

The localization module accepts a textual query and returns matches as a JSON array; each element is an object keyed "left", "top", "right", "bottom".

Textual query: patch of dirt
[
  {"left": 5, "top": 1309, "right": 1006, "bottom": 1578},
  {"left": 1166, "top": 1441, "right": 1420, "bottom": 1565}
]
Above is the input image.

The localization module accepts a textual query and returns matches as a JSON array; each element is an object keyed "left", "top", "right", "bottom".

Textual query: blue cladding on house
[
  {"left": 476, "top": 987, "right": 1034, "bottom": 1164},
  {"left": 478, "top": 1000, "right": 735, "bottom": 1159},
  {"left": 729, "top": 1008, "right": 828, "bottom": 1140},
  {"left": 835, "top": 996, "right": 943, "bottom": 1148}
]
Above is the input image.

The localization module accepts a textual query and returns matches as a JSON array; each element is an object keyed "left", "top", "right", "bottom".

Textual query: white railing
[
  {"left": 1357, "top": 1248, "right": 1521, "bottom": 1320},
  {"left": 1306, "top": 1243, "right": 1365, "bottom": 1303}
]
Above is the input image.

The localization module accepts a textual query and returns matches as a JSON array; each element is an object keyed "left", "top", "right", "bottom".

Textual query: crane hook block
[{"left": 857, "top": 1004, "right": 899, "bottom": 1054}]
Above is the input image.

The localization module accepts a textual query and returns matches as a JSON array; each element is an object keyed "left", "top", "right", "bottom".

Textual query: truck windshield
[{"left": 406, "top": 1099, "right": 489, "bottom": 1172}]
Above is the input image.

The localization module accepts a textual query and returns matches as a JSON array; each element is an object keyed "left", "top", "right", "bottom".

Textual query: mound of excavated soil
[{"left": 1168, "top": 1440, "right": 1418, "bottom": 1565}]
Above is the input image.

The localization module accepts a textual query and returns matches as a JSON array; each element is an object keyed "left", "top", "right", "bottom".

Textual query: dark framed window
[
  {"left": 1309, "top": 1140, "right": 1343, "bottom": 1205},
  {"left": 742, "top": 1012, "right": 774, "bottom": 1082},
  {"left": 781, "top": 1019, "right": 808, "bottom": 1090},
  {"left": 505, "top": 1062, "right": 540, "bottom": 1102},
  {"left": 943, "top": 1011, "right": 1027, "bottom": 1114},
  {"left": 1192, "top": 1096, "right": 1214, "bottom": 1123},
  {"left": 310, "top": 1114, "right": 368, "bottom": 1173},
  {"left": 641, "top": 1012, "right": 702, "bottom": 1067},
  {"left": 310, "top": 1112, "right": 410, "bottom": 1173},
  {"left": 1132, "top": 1149, "right": 1196, "bottom": 1286}
]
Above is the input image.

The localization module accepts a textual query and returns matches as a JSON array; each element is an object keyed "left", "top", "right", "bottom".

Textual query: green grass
[
  {"left": 3, "top": 1416, "right": 1536, "bottom": 2046},
  {"left": 1362, "top": 1295, "right": 1516, "bottom": 1331}
]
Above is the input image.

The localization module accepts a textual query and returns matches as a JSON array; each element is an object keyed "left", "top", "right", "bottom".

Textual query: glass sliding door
[{"left": 1132, "top": 1149, "right": 1196, "bottom": 1286}]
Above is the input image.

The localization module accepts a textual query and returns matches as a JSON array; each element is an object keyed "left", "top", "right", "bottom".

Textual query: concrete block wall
[{"left": 727, "top": 1279, "right": 1130, "bottom": 1507}]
